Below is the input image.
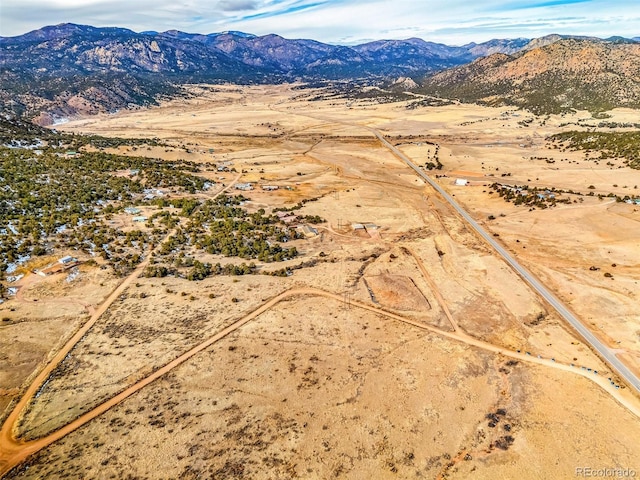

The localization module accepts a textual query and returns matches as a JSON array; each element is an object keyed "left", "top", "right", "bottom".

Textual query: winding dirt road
[
  {"left": 0, "top": 171, "right": 245, "bottom": 476},
  {"left": 2, "top": 282, "right": 640, "bottom": 475},
  {"left": 2, "top": 108, "right": 639, "bottom": 476}
]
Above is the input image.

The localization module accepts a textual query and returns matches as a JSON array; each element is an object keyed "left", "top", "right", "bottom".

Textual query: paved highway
[{"left": 371, "top": 129, "right": 640, "bottom": 394}]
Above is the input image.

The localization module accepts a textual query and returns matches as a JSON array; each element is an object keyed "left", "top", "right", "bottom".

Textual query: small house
[
  {"left": 298, "top": 225, "right": 318, "bottom": 238},
  {"left": 58, "top": 256, "right": 75, "bottom": 265},
  {"left": 455, "top": 179, "right": 468, "bottom": 186}
]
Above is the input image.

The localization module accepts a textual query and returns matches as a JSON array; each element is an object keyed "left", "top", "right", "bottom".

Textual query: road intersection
[{"left": 371, "top": 128, "right": 640, "bottom": 395}]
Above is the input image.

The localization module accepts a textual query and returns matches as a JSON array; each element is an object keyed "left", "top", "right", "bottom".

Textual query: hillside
[
  {"left": 0, "top": 24, "right": 483, "bottom": 122},
  {"left": 0, "top": 24, "right": 268, "bottom": 123},
  {"left": 2, "top": 25, "right": 639, "bottom": 121},
  {"left": 420, "top": 38, "right": 640, "bottom": 114},
  {"left": 0, "top": 24, "right": 565, "bottom": 123}
]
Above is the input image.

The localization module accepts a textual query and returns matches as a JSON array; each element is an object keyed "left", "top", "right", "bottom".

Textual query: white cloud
[
  {"left": 218, "top": 0, "right": 259, "bottom": 11},
  {"left": 0, "top": 0, "right": 638, "bottom": 43}
]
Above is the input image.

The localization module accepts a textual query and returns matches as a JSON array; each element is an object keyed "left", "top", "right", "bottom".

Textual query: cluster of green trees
[
  {"left": 0, "top": 119, "right": 322, "bottom": 287},
  {"left": 424, "top": 147, "right": 443, "bottom": 170},
  {"left": 143, "top": 256, "right": 260, "bottom": 281},
  {"left": 67, "top": 134, "right": 166, "bottom": 150},
  {"left": 146, "top": 210, "right": 180, "bottom": 229},
  {"left": 302, "top": 215, "right": 325, "bottom": 224},
  {"left": 186, "top": 261, "right": 257, "bottom": 280},
  {"left": 549, "top": 131, "right": 640, "bottom": 169},
  {"left": 0, "top": 137, "right": 207, "bottom": 277},
  {"left": 491, "top": 183, "right": 571, "bottom": 209},
  {"left": 421, "top": 67, "right": 639, "bottom": 115},
  {"left": 143, "top": 264, "right": 175, "bottom": 278},
  {"left": 0, "top": 115, "right": 167, "bottom": 149},
  {"left": 150, "top": 194, "right": 300, "bottom": 274}
]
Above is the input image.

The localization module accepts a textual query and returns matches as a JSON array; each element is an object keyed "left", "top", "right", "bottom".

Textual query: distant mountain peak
[
  {"left": 523, "top": 33, "right": 602, "bottom": 50},
  {"left": 465, "top": 38, "right": 530, "bottom": 57},
  {"left": 217, "top": 31, "right": 257, "bottom": 38},
  {"left": 2, "top": 23, "right": 639, "bottom": 121}
]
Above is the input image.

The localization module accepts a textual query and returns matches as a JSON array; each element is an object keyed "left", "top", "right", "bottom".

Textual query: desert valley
[{"left": 1, "top": 80, "right": 639, "bottom": 478}]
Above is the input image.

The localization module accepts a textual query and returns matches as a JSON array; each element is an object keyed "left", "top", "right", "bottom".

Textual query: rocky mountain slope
[
  {"left": 420, "top": 38, "right": 640, "bottom": 114},
  {"left": 0, "top": 23, "right": 534, "bottom": 122},
  {"left": 463, "top": 38, "right": 530, "bottom": 57},
  {"left": 1, "top": 24, "right": 638, "bottom": 121}
]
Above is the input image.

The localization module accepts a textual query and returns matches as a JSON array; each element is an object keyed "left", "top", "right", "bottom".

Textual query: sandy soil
[{"left": 1, "top": 84, "right": 639, "bottom": 478}]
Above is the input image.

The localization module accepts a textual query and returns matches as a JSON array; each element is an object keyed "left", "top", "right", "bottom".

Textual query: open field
[{"left": 1, "top": 84, "right": 639, "bottom": 478}]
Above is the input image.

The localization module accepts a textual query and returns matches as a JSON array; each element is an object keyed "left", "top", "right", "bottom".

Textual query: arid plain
[{"left": 1, "top": 84, "right": 639, "bottom": 479}]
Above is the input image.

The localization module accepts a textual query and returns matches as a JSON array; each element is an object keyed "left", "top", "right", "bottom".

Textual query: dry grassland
[{"left": 1, "top": 84, "right": 639, "bottom": 479}]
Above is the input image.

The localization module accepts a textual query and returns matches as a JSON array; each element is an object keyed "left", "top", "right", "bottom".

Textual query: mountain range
[
  {"left": 420, "top": 37, "right": 640, "bottom": 114},
  {"left": 1, "top": 23, "right": 639, "bottom": 122}
]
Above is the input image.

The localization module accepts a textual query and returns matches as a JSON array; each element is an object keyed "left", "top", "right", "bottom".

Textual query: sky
[{"left": 0, "top": 0, "right": 638, "bottom": 45}]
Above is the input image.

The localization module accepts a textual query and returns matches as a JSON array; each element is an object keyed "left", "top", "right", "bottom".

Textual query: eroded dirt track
[
  {"left": 2, "top": 279, "right": 639, "bottom": 475},
  {"left": 3, "top": 91, "right": 640, "bottom": 477}
]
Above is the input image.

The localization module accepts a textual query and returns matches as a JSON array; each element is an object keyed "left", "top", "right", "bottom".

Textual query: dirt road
[
  {"left": 2, "top": 105, "right": 638, "bottom": 476},
  {"left": 272, "top": 103, "right": 640, "bottom": 394},
  {"left": 0, "top": 173, "right": 246, "bottom": 476},
  {"left": 2, "top": 283, "right": 639, "bottom": 475}
]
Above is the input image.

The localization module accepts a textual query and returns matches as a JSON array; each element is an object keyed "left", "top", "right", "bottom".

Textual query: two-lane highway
[{"left": 371, "top": 128, "right": 640, "bottom": 394}]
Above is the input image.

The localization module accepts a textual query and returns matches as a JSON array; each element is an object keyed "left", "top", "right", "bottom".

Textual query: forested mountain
[{"left": 1, "top": 24, "right": 638, "bottom": 120}]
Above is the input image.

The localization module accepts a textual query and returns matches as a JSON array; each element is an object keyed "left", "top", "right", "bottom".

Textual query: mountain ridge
[
  {"left": 420, "top": 38, "right": 640, "bottom": 114},
  {"left": 2, "top": 23, "right": 639, "bottom": 122}
]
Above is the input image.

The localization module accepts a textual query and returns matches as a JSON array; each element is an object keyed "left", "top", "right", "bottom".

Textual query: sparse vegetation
[
  {"left": 549, "top": 131, "right": 640, "bottom": 169},
  {"left": 0, "top": 122, "right": 208, "bottom": 276},
  {"left": 2, "top": 79, "right": 639, "bottom": 480},
  {"left": 489, "top": 183, "right": 573, "bottom": 209}
]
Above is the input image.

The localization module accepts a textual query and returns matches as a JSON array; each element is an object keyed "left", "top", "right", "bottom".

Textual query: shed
[
  {"left": 298, "top": 225, "right": 318, "bottom": 238},
  {"left": 58, "top": 255, "right": 75, "bottom": 265},
  {"left": 455, "top": 179, "right": 468, "bottom": 186}
]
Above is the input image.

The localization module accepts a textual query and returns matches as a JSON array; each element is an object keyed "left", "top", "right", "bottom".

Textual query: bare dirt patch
[{"left": 365, "top": 274, "right": 431, "bottom": 312}]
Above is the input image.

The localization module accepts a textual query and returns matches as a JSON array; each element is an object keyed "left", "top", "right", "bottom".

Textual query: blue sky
[{"left": 0, "top": 0, "right": 638, "bottom": 44}]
